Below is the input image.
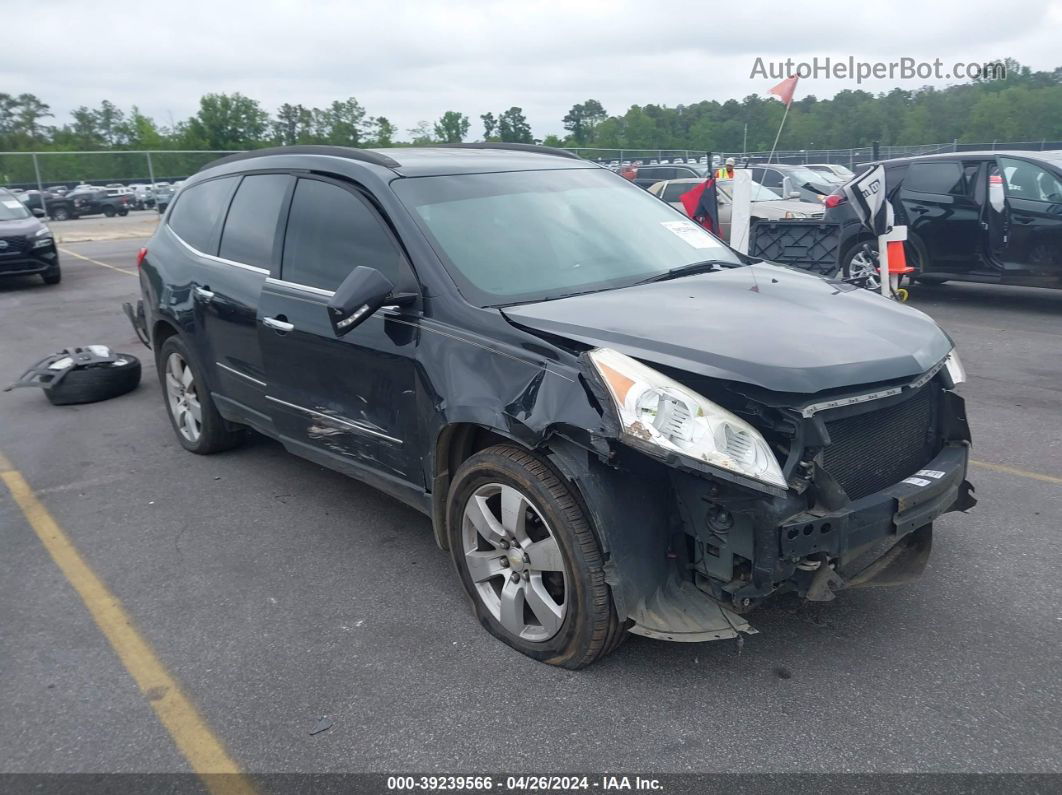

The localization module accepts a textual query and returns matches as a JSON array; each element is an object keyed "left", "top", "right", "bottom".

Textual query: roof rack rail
[
  {"left": 198, "top": 145, "right": 401, "bottom": 173},
  {"left": 435, "top": 142, "right": 582, "bottom": 161}
]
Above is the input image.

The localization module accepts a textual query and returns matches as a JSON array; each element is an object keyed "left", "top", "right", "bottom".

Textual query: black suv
[
  {"left": 133, "top": 144, "right": 974, "bottom": 667},
  {"left": 46, "top": 188, "right": 132, "bottom": 221},
  {"left": 827, "top": 151, "right": 1062, "bottom": 290},
  {"left": 0, "top": 188, "right": 61, "bottom": 284}
]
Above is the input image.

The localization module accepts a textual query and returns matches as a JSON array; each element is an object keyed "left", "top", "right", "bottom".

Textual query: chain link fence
[
  {"left": 0, "top": 150, "right": 240, "bottom": 192},
  {"left": 2, "top": 141, "right": 1060, "bottom": 190}
]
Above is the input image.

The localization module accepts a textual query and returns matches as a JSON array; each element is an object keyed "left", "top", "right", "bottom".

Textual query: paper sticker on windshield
[
  {"left": 660, "top": 220, "right": 714, "bottom": 249},
  {"left": 903, "top": 476, "right": 931, "bottom": 487},
  {"left": 916, "top": 469, "right": 945, "bottom": 479},
  {"left": 2, "top": 200, "right": 22, "bottom": 209}
]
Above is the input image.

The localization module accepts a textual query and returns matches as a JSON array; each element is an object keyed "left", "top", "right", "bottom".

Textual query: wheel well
[
  {"left": 152, "top": 319, "right": 180, "bottom": 356},
  {"left": 430, "top": 423, "right": 525, "bottom": 550}
]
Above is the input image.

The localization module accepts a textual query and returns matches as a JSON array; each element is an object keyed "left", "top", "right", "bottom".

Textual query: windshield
[
  {"left": 786, "top": 167, "right": 833, "bottom": 187},
  {"left": 716, "top": 182, "right": 783, "bottom": 202},
  {"left": 394, "top": 168, "right": 741, "bottom": 306},
  {"left": 0, "top": 191, "right": 31, "bottom": 221}
]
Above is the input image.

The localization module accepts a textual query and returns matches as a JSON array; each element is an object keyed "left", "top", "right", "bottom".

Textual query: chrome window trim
[
  {"left": 215, "top": 361, "right": 266, "bottom": 387},
  {"left": 264, "top": 276, "right": 335, "bottom": 298},
  {"left": 167, "top": 224, "right": 270, "bottom": 275},
  {"left": 264, "top": 395, "right": 403, "bottom": 445}
]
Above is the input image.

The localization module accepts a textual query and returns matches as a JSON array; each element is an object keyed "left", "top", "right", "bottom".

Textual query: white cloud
[{"left": 3, "top": 0, "right": 1059, "bottom": 139}]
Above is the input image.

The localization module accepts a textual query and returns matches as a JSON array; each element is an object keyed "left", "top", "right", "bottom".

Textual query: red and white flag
[{"left": 768, "top": 75, "right": 799, "bottom": 107}]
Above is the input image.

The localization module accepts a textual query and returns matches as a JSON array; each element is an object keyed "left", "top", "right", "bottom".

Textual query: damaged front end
[{"left": 574, "top": 348, "right": 976, "bottom": 642}]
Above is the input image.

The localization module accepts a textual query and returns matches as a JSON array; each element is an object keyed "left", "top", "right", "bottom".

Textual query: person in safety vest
[{"left": 715, "top": 157, "right": 736, "bottom": 180}]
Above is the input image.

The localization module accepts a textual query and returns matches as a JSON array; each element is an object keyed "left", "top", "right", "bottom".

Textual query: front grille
[
  {"left": 822, "top": 386, "right": 937, "bottom": 500},
  {"left": 0, "top": 235, "right": 28, "bottom": 255}
]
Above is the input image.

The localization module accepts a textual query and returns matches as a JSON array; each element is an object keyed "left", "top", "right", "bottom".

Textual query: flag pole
[{"left": 766, "top": 103, "right": 790, "bottom": 165}]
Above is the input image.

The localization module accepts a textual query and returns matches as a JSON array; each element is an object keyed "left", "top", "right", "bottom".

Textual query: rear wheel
[
  {"left": 51, "top": 207, "right": 70, "bottom": 221},
  {"left": 118, "top": 209, "right": 129, "bottom": 217},
  {"left": 103, "top": 206, "right": 116, "bottom": 218},
  {"left": 447, "top": 444, "right": 624, "bottom": 668},
  {"left": 158, "top": 336, "right": 246, "bottom": 455}
]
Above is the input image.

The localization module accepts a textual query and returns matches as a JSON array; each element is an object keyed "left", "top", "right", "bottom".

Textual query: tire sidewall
[{"left": 446, "top": 447, "right": 607, "bottom": 666}]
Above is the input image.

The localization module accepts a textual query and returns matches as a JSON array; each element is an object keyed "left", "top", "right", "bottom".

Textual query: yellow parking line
[
  {"left": 59, "top": 246, "right": 136, "bottom": 276},
  {"left": 971, "top": 459, "right": 1062, "bottom": 486},
  {"left": 0, "top": 451, "right": 254, "bottom": 795}
]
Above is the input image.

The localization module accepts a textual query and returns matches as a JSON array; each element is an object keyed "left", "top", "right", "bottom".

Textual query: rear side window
[
  {"left": 904, "top": 162, "right": 964, "bottom": 195},
  {"left": 219, "top": 174, "right": 292, "bottom": 270},
  {"left": 168, "top": 176, "right": 239, "bottom": 255},
  {"left": 281, "top": 178, "right": 406, "bottom": 291},
  {"left": 662, "top": 182, "right": 693, "bottom": 202}
]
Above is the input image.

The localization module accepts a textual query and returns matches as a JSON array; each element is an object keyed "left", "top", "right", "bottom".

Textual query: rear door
[
  {"left": 897, "top": 160, "right": 981, "bottom": 273},
  {"left": 206, "top": 172, "right": 294, "bottom": 418},
  {"left": 257, "top": 175, "right": 423, "bottom": 484},
  {"left": 994, "top": 156, "right": 1062, "bottom": 283}
]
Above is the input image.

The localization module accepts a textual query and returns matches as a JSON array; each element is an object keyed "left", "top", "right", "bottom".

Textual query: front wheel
[
  {"left": 103, "top": 207, "right": 116, "bottom": 218},
  {"left": 51, "top": 207, "right": 70, "bottom": 221},
  {"left": 447, "top": 445, "right": 625, "bottom": 668}
]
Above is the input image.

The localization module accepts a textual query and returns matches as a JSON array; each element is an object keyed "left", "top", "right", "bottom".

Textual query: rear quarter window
[
  {"left": 218, "top": 174, "right": 293, "bottom": 270},
  {"left": 167, "top": 176, "right": 240, "bottom": 255},
  {"left": 904, "top": 162, "right": 964, "bottom": 195}
]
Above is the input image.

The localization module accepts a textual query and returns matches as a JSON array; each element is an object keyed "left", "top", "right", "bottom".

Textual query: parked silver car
[{"left": 648, "top": 177, "right": 823, "bottom": 242}]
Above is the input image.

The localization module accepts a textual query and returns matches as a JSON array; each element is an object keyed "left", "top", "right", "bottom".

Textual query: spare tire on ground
[{"left": 4, "top": 346, "right": 141, "bottom": 406}]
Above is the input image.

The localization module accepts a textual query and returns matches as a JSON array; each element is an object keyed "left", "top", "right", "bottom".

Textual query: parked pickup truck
[{"left": 46, "top": 188, "right": 132, "bottom": 221}]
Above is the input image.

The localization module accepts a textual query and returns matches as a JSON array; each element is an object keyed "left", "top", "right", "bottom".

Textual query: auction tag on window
[
  {"left": 916, "top": 469, "right": 945, "bottom": 479},
  {"left": 903, "top": 476, "right": 932, "bottom": 487},
  {"left": 2, "top": 200, "right": 23, "bottom": 209},
  {"left": 660, "top": 220, "right": 714, "bottom": 249}
]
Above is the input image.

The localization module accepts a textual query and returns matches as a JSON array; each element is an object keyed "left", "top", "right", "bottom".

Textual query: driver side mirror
[
  {"left": 326, "top": 266, "right": 415, "bottom": 336},
  {"left": 32, "top": 208, "right": 45, "bottom": 218}
]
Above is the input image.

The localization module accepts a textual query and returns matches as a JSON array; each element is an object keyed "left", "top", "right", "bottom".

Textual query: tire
[
  {"left": 842, "top": 240, "right": 879, "bottom": 289},
  {"left": 118, "top": 209, "right": 128, "bottom": 217},
  {"left": 45, "top": 353, "right": 141, "bottom": 406},
  {"left": 41, "top": 263, "right": 61, "bottom": 285},
  {"left": 447, "top": 444, "right": 624, "bottom": 669},
  {"left": 103, "top": 206, "right": 116, "bottom": 218},
  {"left": 157, "top": 335, "right": 245, "bottom": 454},
  {"left": 50, "top": 207, "right": 70, "bottom": 221}
]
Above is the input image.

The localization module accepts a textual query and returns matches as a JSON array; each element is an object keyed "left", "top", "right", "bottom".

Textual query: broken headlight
[{"left": 588, "top": 348, "right": 786, "bottom": 489}]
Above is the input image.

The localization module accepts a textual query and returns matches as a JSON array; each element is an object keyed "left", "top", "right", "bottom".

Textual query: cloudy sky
[{"left": 8, "top": 0, "right": 1061, "bottom": 138}]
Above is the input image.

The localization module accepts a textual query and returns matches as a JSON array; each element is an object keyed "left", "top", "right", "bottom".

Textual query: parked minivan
[
  {"left": 827, "top": 151, "right": 1062, "bottom": 290},
  {"left": 131, "top": 144, "right": 975, "bottom": 667}
]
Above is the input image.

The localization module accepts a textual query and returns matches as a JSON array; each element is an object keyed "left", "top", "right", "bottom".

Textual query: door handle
[
  {"left": 262, "top": 316, "right": 294, "bottom": 333},
  {"left": 194, "top": 286, "right": 215, "bottom": 301},
  {"left": 1015, "top": 217, "right": 1034, "bottom": 224},
  {"left": 911, "top": 206, "right": 929, "bottom": 214}
]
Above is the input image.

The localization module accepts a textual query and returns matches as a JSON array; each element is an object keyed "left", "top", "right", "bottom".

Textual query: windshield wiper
[{"left": 636, "top": 259, "right": 740, "bottom": 285}]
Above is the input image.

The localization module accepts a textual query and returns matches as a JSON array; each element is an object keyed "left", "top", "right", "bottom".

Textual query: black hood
[
  {"left": 0, "top": 216, "right": 44, "bottom": 236},
  {"left": 502, "top": 263, "right": 952, "bottom": 394}
]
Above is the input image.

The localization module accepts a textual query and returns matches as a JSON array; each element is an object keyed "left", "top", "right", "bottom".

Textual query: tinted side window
[
  {"left": 281, "top": 178, "right": 406, "bottom": 291},
  {"left": 904, "top": 162, "right": 964, "bottom": 195},
  {"left": 662, "top": 182, "right": 693, "bottom": 202},
  {"left": 168, "top": 176, "right": 239, "bottom": 255},
  {"left": 760, "top": 169, "right": 783, "bottom": 189},
  {"left": 219, "top": 174, "right": 292, "bottom": 270}
]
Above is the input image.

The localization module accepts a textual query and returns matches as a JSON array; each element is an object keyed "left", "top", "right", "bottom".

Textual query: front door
[
  {"left": 993, "top": 156, "right": 1062, "bottom": 284},
  {"left": 257, "top": 175, "right": 423, "bottom": 487}
]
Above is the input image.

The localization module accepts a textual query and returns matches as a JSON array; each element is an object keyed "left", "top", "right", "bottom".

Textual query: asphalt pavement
[{"left": 1, "top": 236, "right": 1060, "bottom": 775}]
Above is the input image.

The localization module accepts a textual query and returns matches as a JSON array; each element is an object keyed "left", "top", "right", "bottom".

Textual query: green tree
[
  {"left": 562, "top": 99, "right": 607, "bottom": 145},
  {"left": 185, "top": 93, "right": 269, "bottom": 149},
  {"left": 497, "top": 107, "right": 532, "bottom": 143},
  {"left": 434, "top": 111, "right": 470, "bottom": 143},
  {"left": 369, "top": 116, "right": 397, "bottom": 147},
  {"left": 480, "top": 112, "right": 498, "bottom": 140},
  {"left": 407, "top": 121, "right": 434, "bottom": 145},
  {"left": 319, "top": 97, "right": 367, "bottom": 146}
]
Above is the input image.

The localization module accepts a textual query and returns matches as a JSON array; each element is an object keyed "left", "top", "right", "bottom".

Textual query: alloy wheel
[
  {"left": 462, "top": 482, "right": 568, "bottom": 642},
  {"left": 848, "top": 249, "right": 879, "bottom": 290},
  {"left": 165, "top": 352, "right": 202, "bottom": 443}
]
